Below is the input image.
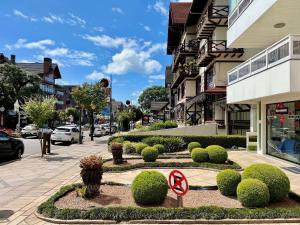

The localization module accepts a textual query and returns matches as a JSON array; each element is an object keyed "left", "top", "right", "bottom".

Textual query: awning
[{"left": 150, "top": 101, "right": 169, "bottom": 112}]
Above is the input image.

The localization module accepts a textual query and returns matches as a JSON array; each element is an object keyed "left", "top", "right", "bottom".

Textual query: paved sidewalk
[{"left": 0, "top": 136, "right": 111, "bottom": 225}]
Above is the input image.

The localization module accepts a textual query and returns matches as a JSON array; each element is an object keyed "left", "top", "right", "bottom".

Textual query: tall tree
[
  {"left": 0, "top": 64, "right": 41, "bottom": 109},
  {"left": 72, "top": 82, "right": 107, "bottom": 141},
  {"left": 138, "top": 86, "right": 168, "bottom": 112}
]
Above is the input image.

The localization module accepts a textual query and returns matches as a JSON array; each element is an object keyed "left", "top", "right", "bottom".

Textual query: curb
[{"left": 35, "top": 212, "right": 300, "bottom": 224}]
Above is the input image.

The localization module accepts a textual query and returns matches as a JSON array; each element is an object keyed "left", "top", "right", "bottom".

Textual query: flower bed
[
  {"left": 102, "top": 157, "right": 241, "bottom": 172},
  {"left": 38, "top": 184, "right": 300, "bottom": 222}
]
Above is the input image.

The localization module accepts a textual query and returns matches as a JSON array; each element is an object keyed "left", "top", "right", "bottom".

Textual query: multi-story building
[
  {"left": 167, "top": 0, "right": 253, "bottom": 135},
  {"left": 226, "top": 0, "right": 300, "bottom": 164}
]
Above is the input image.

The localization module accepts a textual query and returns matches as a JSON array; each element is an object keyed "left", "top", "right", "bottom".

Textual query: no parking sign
[{"left": 168, "top": 169, "right": 188, "bottom": 207}]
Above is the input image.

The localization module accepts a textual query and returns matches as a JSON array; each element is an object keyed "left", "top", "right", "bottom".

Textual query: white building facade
[{"left": 227, "top": 0, "right": 300, "bottom": 164}]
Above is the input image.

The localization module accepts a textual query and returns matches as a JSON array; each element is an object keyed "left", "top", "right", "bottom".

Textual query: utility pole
[
  {"left": 79, "top": 107, "right": 83, "bottom": 144},
  {"left": 109, "top": 74, "right": 113, "bottom": 136}
]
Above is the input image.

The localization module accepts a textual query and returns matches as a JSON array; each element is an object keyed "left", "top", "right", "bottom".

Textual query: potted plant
[
  {"left": 111, "top": 142, "right": 123, "bottom": 164},
  {"left": 80, "top": 155, "right": 103, "bottom": 197}
]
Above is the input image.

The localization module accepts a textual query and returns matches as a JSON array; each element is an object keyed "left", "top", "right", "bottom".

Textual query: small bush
[
  {"left": 111, "top": 137, "right": 124, "bottom": 143},
  {"left": 191, "top": 148, "right": 209, "bottom": 163},
  {"left": 142, "top": 137, "right": 185, "bottom": 153},
  {"left": 148, "top": 121, "right": 178, "bottom": 131},
  {"left": 153, "top": 144, "right": 165, "bottom": 154},
  {"left": 132, "top": 171, "right": 168, "bottom": 205},
  {"left": 76, "top": 186, "right": 90, "bottom": 199},
  {"left": 217, "top": 169, "right": 241, "bottom": 196},
  {"left": 206, "top": 145, "right": 228, "bottom": 164},
  {"left": 237, "top": 178, "right": 270, "bottom": 207},
  {"left": 242, "top": 163, "right": 290, "bottom": 202},
  {"left": 123, "top": 142, "right": 136, "bottom": 154},
  {"left": 111, "top": 142, "right": 123, "bottom": 150},
  {"left": 141, "top": 147, "right": 159, "bottom": 162},
  {"left": 247, "top": 144, "right": 257, "bottom": 151},
  {"left": 188, "top": 142, "right": 201, "bottom": 152},
  {"left": 134, "top": 143, "right": 148, "bottom": 155}
]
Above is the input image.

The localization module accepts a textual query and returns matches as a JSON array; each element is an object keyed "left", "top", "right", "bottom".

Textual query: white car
[
  {"left": 93, "top": 125, "right": 106, "bottom": 137},
  {"left": 50, "top": 126, "right": 80, "bottom": 145},
  {"left": 21, "top": 124, "right": 53, "bottom": 138}
]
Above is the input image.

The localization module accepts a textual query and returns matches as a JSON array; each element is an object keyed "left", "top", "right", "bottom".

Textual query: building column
[
  {"left": 224, "top": 106, "right": 229, "bottom": 135},
  {"left": 250, "top": 104, "right": 257, "bottom": 132}
]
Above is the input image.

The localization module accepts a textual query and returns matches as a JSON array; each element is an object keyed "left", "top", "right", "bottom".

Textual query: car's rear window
[{"left": 56, "top": 128, "right": 71, "bottom": 132}]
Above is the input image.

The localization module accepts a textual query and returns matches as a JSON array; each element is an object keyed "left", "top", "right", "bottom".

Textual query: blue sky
[{"left": 0, "top": 0, "right": 191, "bottom": 104}]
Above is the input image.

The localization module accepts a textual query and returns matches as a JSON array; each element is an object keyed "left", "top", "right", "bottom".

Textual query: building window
[
  {"left": 196, "top": 77, "right": 202, "bottom": 95},
  {"left": 181, "top": 83, "right": 185, "bottom": 99},
  {"left": 268, "top": 42, "right": 289, "bottom": 64},
  {"left": 267, "top": 101, "right": 300, "bottom": 164},
  {"left": 206, "top": 71, "right": 214, "bottom": 90}
]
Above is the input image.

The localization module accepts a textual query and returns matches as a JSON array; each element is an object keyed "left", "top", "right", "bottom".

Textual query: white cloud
[
  {"left": 13, "top": 9, "right": 37, "bottom": 22},
  {"left": 93, "top": 26, "right": 104, "bottom": 32},
  {"left": 143, "top": 25, "right": 151, "bottom": 32},
  {"left": 42, "top": 13, "right": 86, "bottom": 27},
  {"left": 67, "top": 13, "right": 86, "bottom": 27},
  {"left": 83, "top": 34, "right": 138, "bottom": 49},
  {"left": 149, "top": 74, "right": 165, "bottom": 80},
  {"left": 42, "top": 14, "right": 64, "bottom": 24},
  {"left": 86, "top": 70, "right": 107, "bottom": 81},
  {"left": 153, "top": 1, "right": 168, "bottom": 16},
  {"left": 112, "top": 7, "right": 124, "bottom": 14},
  {"left": 5, "top": 38, "right": 55, "bottom": 50}
]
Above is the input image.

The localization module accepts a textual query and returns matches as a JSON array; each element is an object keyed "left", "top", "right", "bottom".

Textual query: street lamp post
[
  {"left": 0, "top": 106, "right": 5, "bottom": 127},
  {"left": 14, "top": 100, "right": 21, "bottom": 133},
  {"left": 78, "top": 106, "right": 83, "bottom": 144},
  {"left": 109, "top": 74, "right": 113, "bottom": 136}
]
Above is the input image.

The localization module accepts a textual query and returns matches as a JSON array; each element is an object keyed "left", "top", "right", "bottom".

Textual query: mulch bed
[
  {"left": 55, "top": 184, "right": 300, "bottom": 210},
  {"left": 103, "top": 158, "right": 192, "bottom": 167}
]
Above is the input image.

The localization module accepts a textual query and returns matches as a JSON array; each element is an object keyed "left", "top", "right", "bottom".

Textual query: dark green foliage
[
  {"left": 142, "top": 137, "right": 185, "bottom": 153},
  {"left": 188, "top": 142, "right": 201, "bottom": 152},
  {"left": 242, "top": 163, "right": 290, "bottom": 202},
  {"left": 148, "top": 121, "right": 178, "bottom": 131},
  {"left": 141, "top": 147, "right": 159, "bottom": 162},
  {"left": 131, "top": 171, "right": 168, "bottom": 205},
  {"left": 111, "top": 137, "right": 124, "bottom": 144},
  {"left": 134, "top": 143, "right": 148, "bottom": 155},
  {"left": 206, "top": 145, "right": 228, "bottom": 164},
  {"left": 138, "top": 86, "right": 168, "bottom": 112},
  {"left": 153, "top": 144, "right": 165, "bottom": 154},
  {"left": 217, "top": 169, "right": 241, "bottom": 196},
  {"left": 108, "top": 134, "right": 246, "bottom": 149},
  {"left": 123, "top": 142, "right": 137, "bottom": 154},
  {"left": 191, "top": 148, "right": 209, "bottom": 163},
  {"left": 237, "top": 178, "right": 270, "bottom": 207},
  {"left": 38, "top": 184, "right": 300, "bottom": 221}
]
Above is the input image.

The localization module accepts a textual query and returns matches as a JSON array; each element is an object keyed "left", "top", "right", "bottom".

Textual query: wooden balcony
[
  {"left": 171, "top": 38, "right": 199, "bottom": 72},
  {"left": 197, "top": 4, "right": 229, "bottom": 39},
  {"left": 197, "top": 40, "right": 244, "bottom": 67}
]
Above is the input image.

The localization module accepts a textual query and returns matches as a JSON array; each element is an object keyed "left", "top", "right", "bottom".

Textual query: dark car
[{"left": 0, "top": 131, "right": 24, "bottom": 160}]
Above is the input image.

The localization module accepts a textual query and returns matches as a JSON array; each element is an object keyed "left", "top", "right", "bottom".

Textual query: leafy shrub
[
  {"left": 111, "top": 142, "right": 123, "bottom": 150},
  {"left": 247, "top": 144, "right": 257, "bottom": 151},
  {"left": 191, "top": 148, "right": 209, "bottom": 163},
  {"left": 148, "top": 120, "right": 178, "bottom": 131},
  {"left": 217, "top": 169, "right": 241, "bottom": 196},
  {"left": 141, "top": 147, "right": 159, "bottom": 162},
  {"left": 76, "top": 186, "right": 90, "bottom": 199},
  {"left": 108, "top": 134, "right": 246, "bottom": 148},
  {"left": 188, "top": 142, "right": 201, "bottom": 152},
  {"left": 206, "top": 145, "right": 228, "bottom": 164},
  {"left": 131, "top": 171, "right": 168, "bottom": 205},
  {"left": 111, "top": 137, "right": 124, "bottom": 144},
  {"left": 134, "top": 143, "right": 148, "bottom": 155},
  {"left": 242, "top": 163, "right": 290, "bottom": 202},
  {"left": 142, "top": 137, "right": 185, "bottom": 153},
  {"left": 123, "top": 142, "right": 136, "bottom": 154},
  {"left": 153, "top": 144, "right": 165, "bottom": 154},
  {"left": 237, "top": 178, "right": 270, "bottom": 207},
  {"left": 80, "top": 155, "right": 103, "bottom": 170}
]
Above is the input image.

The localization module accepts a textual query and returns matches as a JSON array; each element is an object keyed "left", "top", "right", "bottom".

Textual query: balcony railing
[
  {"left": 228, "top": 0, "right": 253, "bottom": 28},
  {"left": 197, "top": 4, "right": 229, "bottom": 38},
  {"left": 197, "top": 40, "right": 243, "bottom": 66},
  {"left": 172, "top": 38, "right": 199, "bottom": 72},
  {"left": 228, "top": 35, "right": 300, "bottom": 85}
]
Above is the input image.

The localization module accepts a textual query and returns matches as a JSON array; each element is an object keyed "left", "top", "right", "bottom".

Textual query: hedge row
[
  {"left": 103, "top": 159, "right": 241, "bottom": 172},
  {"left": 38, "top": 184, "right": 300, "bottom": 221},
  {"left": 109, "top": 134, "right": 246, "bottom": 149}
]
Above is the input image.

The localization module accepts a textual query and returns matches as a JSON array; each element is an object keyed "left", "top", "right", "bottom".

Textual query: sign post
[{"left": 168, "top": 170, "right": 188, "bottom": 207}]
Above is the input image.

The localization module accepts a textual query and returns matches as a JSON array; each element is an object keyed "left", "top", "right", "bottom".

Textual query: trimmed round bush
[
  {"left": 188, "top": 142, "right": 201, "bottom": 152},
  {"left": 217, "top": 169, "right": 241, "bottom": 196},
  {"left": 206, "top": 145, "right": 228, "bottom": 164},
  {"left": 237, "top": 178, "right": 270, "bottom": 207},
  {"left": 134, "top": 143, "right": 148, "bottom": 155},
  {"left": 191, "top": 148, "right": 209, "bottom": 163},
  {"left": 242, "top": 163, "right": 290, "bottom": 202},
  {"left": 132, "top": 170, "right": 168, "bottom": 205},
  {"left": 123, "top": 142, "right": 136, "bottom": 154},
  {"left": 141, "top": 147, "right": 159, "bottom": 162},
  {"left": 153, "top": 144, "right": 165, "bottom": 154}
]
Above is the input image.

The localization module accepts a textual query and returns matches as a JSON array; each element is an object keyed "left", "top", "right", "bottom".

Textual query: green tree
[
  {"left": 66, "top": 107, "right": 79, "bottom": 123},
  {"left": 23, "top": 97, "right": 56, "bottom": 156},
  {"left": 72, "top": 82, "right": 107, "bottom": 141},
  {"left": 138, "top": 86, "right": 168, "bottom": 112},
  {"left": 0, "top": 64, "right": 41, "bottom": 109}
]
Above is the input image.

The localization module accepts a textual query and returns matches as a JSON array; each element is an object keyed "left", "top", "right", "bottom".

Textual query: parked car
[
  {"left": 50, "top": 126, "right": 80, "bottom": 145},
  {"left": 93, "top": 125, "right": 106, "bottom": 137},
  {"left": 0, "top": 131, "right": 24, "bottom": 159},
  {"left": 0, "top": 127, "right": 13, "bottom": 136},
  {"left": 101, "top": 124, "right": 117, "bottom": 134},
  {"left": 21, "top": 124, "right": 53, "bottom": 138}
]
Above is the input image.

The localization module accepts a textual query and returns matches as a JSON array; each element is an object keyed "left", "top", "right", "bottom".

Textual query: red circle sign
[{"left": 168, "top": 170, "right": 188, "bottom": 196}]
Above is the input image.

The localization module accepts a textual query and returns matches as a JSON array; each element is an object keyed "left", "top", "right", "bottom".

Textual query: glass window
[{"left": 267, "top": 101, "right": 300, "bottom": 164}]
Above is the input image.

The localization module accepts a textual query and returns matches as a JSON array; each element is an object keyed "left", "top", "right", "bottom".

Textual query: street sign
[{"left": 168, "top": 170, "right": 188, "bottom": 196}]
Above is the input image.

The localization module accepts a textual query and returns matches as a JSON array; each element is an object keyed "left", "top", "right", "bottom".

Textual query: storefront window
[{"left": 267, "top": 101, "right": 300, "bottom": 164}]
